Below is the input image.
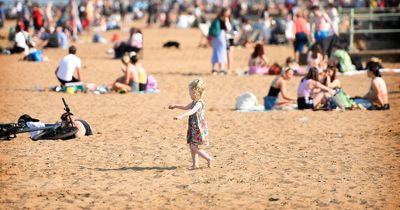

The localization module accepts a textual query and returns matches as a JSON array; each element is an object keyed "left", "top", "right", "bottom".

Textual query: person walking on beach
[
  {"left": 208, "top": 8, "right": 230, "bottom": 75},
  {"left": 169, "top": 79, "right": 213, "bottom": 169}
]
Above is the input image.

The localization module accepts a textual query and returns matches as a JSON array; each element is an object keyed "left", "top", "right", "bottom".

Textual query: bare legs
[
  {"left": 108, "top": 75, "right": 132, "bottom": 92},
  {"left": 313, "top": 92, "right": 326, "bottom": 108},
  {"left": 189, "top": 143, "right": 213, "bottom": 169},
  {"left": 227, "top": 48, "right": 234, "bottom": 74}
]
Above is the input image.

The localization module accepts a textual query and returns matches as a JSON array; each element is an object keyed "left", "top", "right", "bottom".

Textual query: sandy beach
[{"left": 0, "top": 22, "right": 400, "bottom": 209}]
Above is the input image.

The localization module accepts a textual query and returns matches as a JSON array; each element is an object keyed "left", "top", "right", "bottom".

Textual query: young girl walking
[{"left": 169, "top": 79, "right": 213, "bottom": 169}]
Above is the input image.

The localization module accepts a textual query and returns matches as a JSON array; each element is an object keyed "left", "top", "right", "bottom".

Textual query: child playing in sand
[{"left": 169, "top": 79, "right": 213, "bottom": 169}]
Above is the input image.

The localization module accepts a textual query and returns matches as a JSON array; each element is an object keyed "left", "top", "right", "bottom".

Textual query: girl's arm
[
  {"left": 248, "top": 56, "right": 252, "bottom": 67},
  {"left": 169, "top": 102, "right": 192, "bottom": 110},
  {"left": 325, "top": 75, "right": 331, "bottom": 87},
  {"left": 280, "top": 80, "right": 296, "bottom": 101},
  {"left": 124, "top": 66, "right": 130, "bottom": 84},
  {"left": 174, "top": 102, "right": 202, "bottom": 120},
  {"left": 372, "top": 80, "right": 385, "bottom": 106},
  {"left": 121, "top": 65, "right": 126, "bottom": 73},
  {"left": 312, "top": 80, "right": 335, "bottom": 95},
  {"left": 132, "top": 67, "right": 139, "bottom": 83},
  {"left": 330, "top": 79, "right": 341, "bottom": 89},
  {"left": 262, "top": 55, "right": 269, "bottom": 67}
]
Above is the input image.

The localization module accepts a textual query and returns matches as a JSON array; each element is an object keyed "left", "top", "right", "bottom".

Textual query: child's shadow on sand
[{"left": 94, "top": 166, "right": 177, "bottom": 172}]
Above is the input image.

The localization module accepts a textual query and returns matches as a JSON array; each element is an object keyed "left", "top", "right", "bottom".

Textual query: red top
[
  {"left": 294, "top": 17, "right": 309, "bottom": 35},
  {"left": 33, "top": 8, "right": 43, "bottom": 26}
]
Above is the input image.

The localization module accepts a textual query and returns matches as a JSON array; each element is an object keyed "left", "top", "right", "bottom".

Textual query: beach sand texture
[{"left": 0, "top": 26, "right": 400, "bottom": 209}]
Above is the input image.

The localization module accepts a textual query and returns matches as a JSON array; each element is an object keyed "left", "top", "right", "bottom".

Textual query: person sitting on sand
[
  {"left": 307, "top": 44, "right": 327, "bottom": 72},
  {"left": 355, "top": 58, "right": 390, "bottom": 110},
  {"left": 286, "top": 56, "right": 306, "bottom": 75},
  {"left": 55, "top": 45, "right": 82, "bottom": 86},
  {"left": 319, "top": 63, "right": 342, "bottom": 105},
  {"left": 8, "top": 25, "right": 30, "bottom": 55},
  {"left": 264, "top": 67, "right": 297, "bottom": 110},
  {"left": 248, "top": 43, "right": 270, "bottom": 75},
  {"left": 322, "top": 63, "right": 341, "bottom": 90},
  {"left": 297, "top": 67, "right": 335, "bottom": 110},
  {"left": 113, "top": 27, "right": 143, "bottom": 59},
  {"left": 109, "top": 52, "right": 139, "bottom": 92},
  {"left": 330, "top": 44, "right": 356, "bottom": 73}
]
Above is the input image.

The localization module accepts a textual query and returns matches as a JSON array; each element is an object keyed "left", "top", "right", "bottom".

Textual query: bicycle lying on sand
[{"left": 0, "top": 98, "right": 78, "bottom": 141}]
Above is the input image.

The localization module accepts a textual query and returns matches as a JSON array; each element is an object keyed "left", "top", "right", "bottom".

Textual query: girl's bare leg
[
  {"left": 190, "top": 145, "right": 198, "bottom": 168},
  {"left": 313, "top": 92, "right": 325, "bottom": 108},
  {"left": 114, "top": 82, "right": 132, "bottom": 91},
  {"left": 190, "top": 144, "right": 213, "bottom": 168}
]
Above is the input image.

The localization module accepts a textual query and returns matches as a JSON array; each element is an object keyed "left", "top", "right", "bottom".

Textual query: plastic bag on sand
[{"left": 236, "top": 92, "right": 264, "bottom": 111}]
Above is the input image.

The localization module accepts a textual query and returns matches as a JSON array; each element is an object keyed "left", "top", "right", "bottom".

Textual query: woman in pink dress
[{"left": 248, "top": 43, "right": 270, "bottom": 75}]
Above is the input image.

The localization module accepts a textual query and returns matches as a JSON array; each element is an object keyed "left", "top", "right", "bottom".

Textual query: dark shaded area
[{"left": 93, "top": 166, "right": 178, "bottom": 172}]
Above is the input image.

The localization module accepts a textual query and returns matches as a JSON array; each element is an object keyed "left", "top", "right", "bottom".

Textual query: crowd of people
[
  {"left": 206, "top": 3, "right": 373, "bottom": 76},
  {"left": 261, "top": 57, "right": 390, "bottom": 111},
  {"left": 0, "top": 0, "right": 394, "bottom": 110},
  {"left": 0, "top": 0, "right": 132, "bottom": 57}
]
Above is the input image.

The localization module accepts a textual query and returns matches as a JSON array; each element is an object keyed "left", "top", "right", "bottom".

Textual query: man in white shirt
[
  {"left": 55, "top": 46, "right": 82, "bottom": 85},
  {"left": 9, "top": 25, "right": 29, "bottom": 54}
]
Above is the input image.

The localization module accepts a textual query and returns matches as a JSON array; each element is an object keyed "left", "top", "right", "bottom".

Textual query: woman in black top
[{"left": 264, "top": 67, "right": 296, "bottom": 110}]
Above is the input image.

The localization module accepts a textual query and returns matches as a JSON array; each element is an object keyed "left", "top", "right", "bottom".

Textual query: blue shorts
[
  {"left": 264, "top": 96, "right": 277, "bottom": 110},
  {"left": 314, "top": 31, "right": 329, "bottom": 42}
]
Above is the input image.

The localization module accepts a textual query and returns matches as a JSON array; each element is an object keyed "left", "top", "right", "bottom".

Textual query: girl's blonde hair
[{"left": 189, "top": 79, "right": 205, "bottom": 101}]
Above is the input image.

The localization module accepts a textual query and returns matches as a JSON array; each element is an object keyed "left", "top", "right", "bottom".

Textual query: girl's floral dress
[{"left": 187, "top": 100, "right": 208, "bottom": 145}]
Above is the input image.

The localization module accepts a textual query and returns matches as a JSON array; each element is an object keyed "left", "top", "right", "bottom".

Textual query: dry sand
[{"left": 0, "top": 21, "right": 400, "bottom": 209}]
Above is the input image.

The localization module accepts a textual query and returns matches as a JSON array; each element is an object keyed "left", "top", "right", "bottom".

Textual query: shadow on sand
[
  {"left": 155, "top": 72, "right": 210, "bottom": 76},
  {"left": 91, "top": 166, "right": 178, "bottom": 172}
]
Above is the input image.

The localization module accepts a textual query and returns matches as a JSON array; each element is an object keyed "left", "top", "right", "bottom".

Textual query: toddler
[{"left": 169, "top": 79, "right": 213, "bottom": 169}]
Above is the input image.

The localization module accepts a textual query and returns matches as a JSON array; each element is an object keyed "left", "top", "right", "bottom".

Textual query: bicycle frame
[{"left": 0, "top": 123, "right": 59, "bottom": 140}]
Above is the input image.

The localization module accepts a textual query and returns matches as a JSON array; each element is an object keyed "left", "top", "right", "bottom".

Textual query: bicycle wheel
[
  {"left": 0, "top": 124, "right": 18, "bottom": 140},
  {"left": 32, "top": 127, "right": 78, "bottom": 141}
]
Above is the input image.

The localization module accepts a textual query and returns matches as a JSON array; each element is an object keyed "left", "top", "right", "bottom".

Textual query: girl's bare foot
[
  {"left": 190, "top": 165, "right": 199, "bottom": 170},
  {"left": 207, "top": 158, "right": 213, "bottom": 168}
]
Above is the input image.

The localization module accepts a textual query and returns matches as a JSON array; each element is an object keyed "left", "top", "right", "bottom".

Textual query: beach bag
[
  {"left": 146, "top": 75, "right": 157, "bottom": 91},
  {"left": 332, "top": 89, "right": 353, "bottom": 109},
  {"left": 235, "top": 92, "right": 258, "bottom": 110},
  {"left": 23, "top": 32, "right": 35, "bottom": 48},
  {"left": 208, "top": 19, "right": 221, "bottom": 37},
  {"left": 26, "top": 50, "right": 43, "bottom": 62}
]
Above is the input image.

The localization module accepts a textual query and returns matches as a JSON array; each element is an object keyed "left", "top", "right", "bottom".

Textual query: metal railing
[{"left": 340, "top": 8, "right": 400, "bottom": 51}]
